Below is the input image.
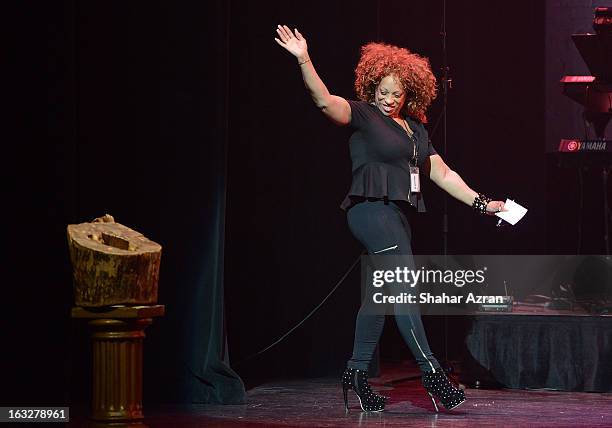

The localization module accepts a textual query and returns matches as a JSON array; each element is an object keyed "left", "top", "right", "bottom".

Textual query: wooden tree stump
[{"left": 67, "top": 215, "right": 162, "bottom": 307}]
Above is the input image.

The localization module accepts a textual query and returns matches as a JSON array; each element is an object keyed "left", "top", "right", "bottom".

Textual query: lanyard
[{"left": 401, "top": 118, "right": 419, "bottom": 166}]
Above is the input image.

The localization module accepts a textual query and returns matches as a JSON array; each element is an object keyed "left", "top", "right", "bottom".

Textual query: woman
[{"left": 274, "top": 24, "right": 504, "bottom": 413}]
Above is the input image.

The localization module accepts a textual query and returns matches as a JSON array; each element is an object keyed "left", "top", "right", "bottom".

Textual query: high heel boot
[
  {"left": 341, "top": 367, "right": 387, "bottom": 412},
  {"left": 422, "top": 370, "right": 466, "bottom": 412}
]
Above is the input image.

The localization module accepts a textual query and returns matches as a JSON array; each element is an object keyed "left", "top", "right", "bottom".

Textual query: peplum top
[{"left": 340, "top": 100, "right": 438, "bottom": 212}]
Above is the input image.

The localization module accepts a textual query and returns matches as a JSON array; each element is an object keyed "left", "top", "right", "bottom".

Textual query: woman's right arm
[{"left": 275, "top": 25, "right": 351, "bottom": 126}]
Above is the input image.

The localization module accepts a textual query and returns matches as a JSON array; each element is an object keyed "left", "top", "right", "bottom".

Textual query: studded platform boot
[
  {"left": 341, "top": 367, "right": 387, "bottom": 412},
  {"left": 422, "top": 370, "right": 466, "bottom": 412}
]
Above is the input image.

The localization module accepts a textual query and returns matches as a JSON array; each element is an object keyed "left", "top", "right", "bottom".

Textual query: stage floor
[{"left": 68, "top": 374, "right": 612, "bottom": 427}]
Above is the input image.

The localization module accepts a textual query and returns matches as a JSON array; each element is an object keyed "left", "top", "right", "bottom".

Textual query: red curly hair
[{"left": 354, "top": 42, "right": 437, "bottom": 123}]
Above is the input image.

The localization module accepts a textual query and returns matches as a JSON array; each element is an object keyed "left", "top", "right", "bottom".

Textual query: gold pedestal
[{"left": 72, "top": 305, "right": 165, "bottom": 426}]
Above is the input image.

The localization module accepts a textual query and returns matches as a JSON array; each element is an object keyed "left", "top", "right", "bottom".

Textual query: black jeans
[{"left": 346, "top": 199, "right": 441, "bottom": 373}]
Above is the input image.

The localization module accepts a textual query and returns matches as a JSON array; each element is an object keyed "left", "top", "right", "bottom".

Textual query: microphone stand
[
  {"left": 441, "top": 0, "right": 451, "bottom": 260},
  {"left": 438, "top": 0, "right": 459, "bottom": 378}
]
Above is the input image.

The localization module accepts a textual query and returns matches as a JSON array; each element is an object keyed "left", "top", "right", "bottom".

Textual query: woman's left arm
[{"left": 426, "top": 154, "right": 504, "bottom": 214}]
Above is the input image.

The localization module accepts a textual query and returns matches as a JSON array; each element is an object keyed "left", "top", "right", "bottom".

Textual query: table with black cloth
[{"left": 463, "top": 305, "right": 612, "bottom": 392}]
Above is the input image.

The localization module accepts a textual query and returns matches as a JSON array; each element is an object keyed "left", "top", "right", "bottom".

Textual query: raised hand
[{"left": 274, "top": 25, "right": 308, "bottom": 61}]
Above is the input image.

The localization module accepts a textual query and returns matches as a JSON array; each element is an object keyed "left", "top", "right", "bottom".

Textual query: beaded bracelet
[{"left": 472, "top": 193, "right": 492, "bottom": 214}]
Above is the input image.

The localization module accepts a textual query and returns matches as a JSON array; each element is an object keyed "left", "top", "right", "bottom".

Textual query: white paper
[{"left": 495, "top": 199, "right": 527, "bottom": 225}]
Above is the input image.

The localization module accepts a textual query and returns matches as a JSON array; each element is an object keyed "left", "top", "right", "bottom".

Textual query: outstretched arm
[
  {"left": 427, "top": 154, "right": 505, "bottom": 214},
  {"left": 275, "top": 25, "right": 350, "bottom": 126}
]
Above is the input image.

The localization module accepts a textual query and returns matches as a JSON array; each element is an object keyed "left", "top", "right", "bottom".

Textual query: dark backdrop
[
  {"left": 223, "top": 0, "right": 547, "bottom": 384},
  {"left": 5, "top": 0, "right": 608, "bottom": 407}
]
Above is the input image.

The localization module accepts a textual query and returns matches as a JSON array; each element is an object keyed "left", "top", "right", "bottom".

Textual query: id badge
[{"left": 410, "top": 166, "right": 420, "bottom": 193}]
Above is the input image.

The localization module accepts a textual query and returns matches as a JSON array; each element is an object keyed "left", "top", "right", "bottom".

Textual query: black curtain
[
  {"left": 152, "top": 0, "right": 245, "bottom": 404},
  {"left": 6, "top": 0, "right": 244, "bottom": 405}
]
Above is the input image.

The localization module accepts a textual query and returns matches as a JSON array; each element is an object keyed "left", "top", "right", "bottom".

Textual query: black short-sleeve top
[{"left": 341, "top": 100, "right": 438, "bottom": 212}]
